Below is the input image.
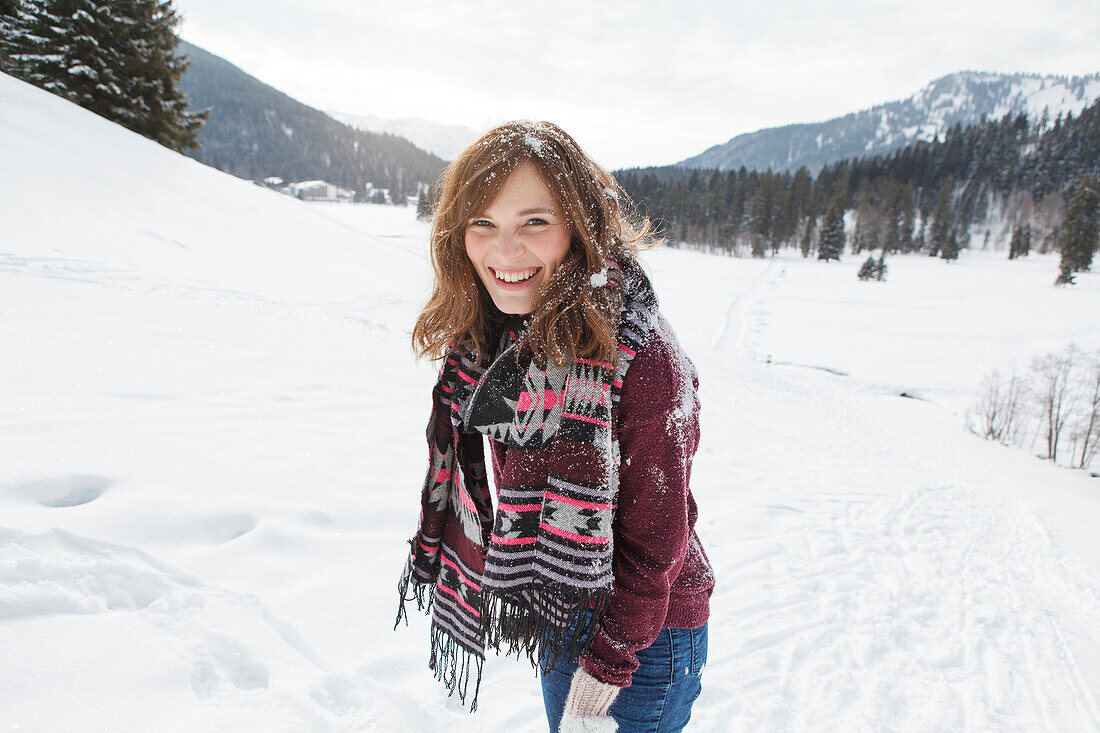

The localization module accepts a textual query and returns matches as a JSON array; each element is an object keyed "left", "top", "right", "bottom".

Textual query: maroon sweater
[{"left": 490, "top": 315, "right": 715, "bottom": 687}]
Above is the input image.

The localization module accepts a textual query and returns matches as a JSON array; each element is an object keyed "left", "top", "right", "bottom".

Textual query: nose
[{"left": 493, "top": 230, "right": 523, "bottom": 260}]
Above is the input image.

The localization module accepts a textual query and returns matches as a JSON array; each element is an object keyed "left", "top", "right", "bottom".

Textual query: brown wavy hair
[{"left": 412, "top": 120, "right": 655, "bottom": 367}]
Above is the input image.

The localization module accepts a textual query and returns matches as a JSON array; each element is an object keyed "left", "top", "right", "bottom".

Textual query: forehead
[{"left": 480, "top": 161, "right": 558, "bottom": 211}]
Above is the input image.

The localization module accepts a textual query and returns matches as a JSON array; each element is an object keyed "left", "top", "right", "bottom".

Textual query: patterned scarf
[{"left": 395, "top": 257, "right": 659, "bottom": 711}]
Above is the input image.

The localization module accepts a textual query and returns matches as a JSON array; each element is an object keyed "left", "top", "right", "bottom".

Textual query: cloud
[{"left": 175, "top": 0, "right": 1100, "bottom": 168}]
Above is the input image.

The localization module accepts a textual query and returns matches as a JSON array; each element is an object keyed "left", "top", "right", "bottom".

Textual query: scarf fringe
[
  {"left": 394, "top": 545, "right": 436, "bottom": 630},
  {"left": 396, "top": 552, "right": 485, "bottom": 713},
  {"left": 429, "top": 624, "right": 485, "bottom": 713},
  {"left": 480, "top": 588, "right": 612, "bottom": 673}
]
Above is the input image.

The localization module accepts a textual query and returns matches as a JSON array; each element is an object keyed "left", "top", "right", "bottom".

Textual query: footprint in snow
[{"left": 2, "top": 474, "right": 113, "bottom": 507}]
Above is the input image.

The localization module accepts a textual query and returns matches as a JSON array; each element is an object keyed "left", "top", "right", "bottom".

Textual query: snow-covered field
[{"left": 3, "top": 72, "right": 1100, "bottom": 732}]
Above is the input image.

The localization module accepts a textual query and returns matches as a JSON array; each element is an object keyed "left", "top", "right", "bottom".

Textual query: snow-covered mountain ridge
[
  {"left": 325, "top": 110, "right": 478, "bottom": 162},
  {"left": 680, "top": 71, "right": 1100, "bottom": 173}
]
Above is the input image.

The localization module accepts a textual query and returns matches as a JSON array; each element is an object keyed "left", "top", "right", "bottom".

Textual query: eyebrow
[{"left": 468, "top": 206, "right": 557, "bottom": 221}]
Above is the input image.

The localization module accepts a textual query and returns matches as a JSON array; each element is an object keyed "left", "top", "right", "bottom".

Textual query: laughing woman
[{"left": 396, "top": 121, "right": 715, "bottom": 733}]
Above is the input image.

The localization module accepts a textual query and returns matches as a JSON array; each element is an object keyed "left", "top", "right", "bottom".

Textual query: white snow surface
[{"left": 3, "top": 72, "right": 1100, "bottom": 731}]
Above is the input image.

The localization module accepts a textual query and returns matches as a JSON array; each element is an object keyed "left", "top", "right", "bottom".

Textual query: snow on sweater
[{"left": 490, "top": 313, "right": 715, "bottom": 687}]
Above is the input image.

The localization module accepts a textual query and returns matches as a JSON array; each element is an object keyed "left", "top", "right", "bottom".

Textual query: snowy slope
[
  {"left": 681, "top": 71, "right": 1100, "bottom": 173},
  {"left": 326, "top": 110, "right": 478, "bottom": 161},
  {"left": 3, "top": 71, "right": 1100, "bottom": 732}
]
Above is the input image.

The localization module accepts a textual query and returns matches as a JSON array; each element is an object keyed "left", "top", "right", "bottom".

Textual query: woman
[{"left": 396, "top": 120, "right": 714, "bottom": 733}]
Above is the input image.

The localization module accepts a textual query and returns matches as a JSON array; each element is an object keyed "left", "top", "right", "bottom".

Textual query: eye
[
  {"left": 469, "top": 219, "right": 493, "bottom": 228},
  {"left": 525, "top": 218, "right": 549, "bottom": 226}
]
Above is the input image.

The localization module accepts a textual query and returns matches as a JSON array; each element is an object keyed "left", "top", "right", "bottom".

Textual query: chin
[{"left": 491, "top": 298, "right": 534, "bottom": 315}]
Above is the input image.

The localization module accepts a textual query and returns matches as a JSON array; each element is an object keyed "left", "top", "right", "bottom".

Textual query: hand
[{"left": 559, "top": 666, "right": 621, "bottom": 733}]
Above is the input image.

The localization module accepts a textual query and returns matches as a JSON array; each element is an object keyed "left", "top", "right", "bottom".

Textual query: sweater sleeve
[{"left": 578, "top": 318, "right": 701, "bottom": 687}]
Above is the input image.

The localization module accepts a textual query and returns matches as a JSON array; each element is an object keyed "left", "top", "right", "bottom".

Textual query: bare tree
[
  {"left": 1031, "top": 345, "right": 1079, "bottom": 462},
  {"left": 970, "top": 371, "right": 1026, "bottom": 444},
  {"left": 1071, "top": 353, "right": 1100, "bottom": 469}
]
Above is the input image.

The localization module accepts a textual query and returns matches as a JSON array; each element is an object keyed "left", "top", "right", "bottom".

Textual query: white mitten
[{"left": 558, "top": 666, "right": 621, "bottom": 733}]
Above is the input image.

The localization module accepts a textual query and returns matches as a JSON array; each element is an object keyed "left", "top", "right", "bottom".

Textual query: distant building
[
  {"left": 263, "top": 176, "right": 284, "bottom": 187},
  {"left": 286, "top": 180, "right": 354, "bottom": 202}
]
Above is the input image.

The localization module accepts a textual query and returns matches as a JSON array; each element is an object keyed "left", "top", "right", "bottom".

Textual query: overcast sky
[{"left": 174, "top": 0, "right": 1100, "bottom": 170}]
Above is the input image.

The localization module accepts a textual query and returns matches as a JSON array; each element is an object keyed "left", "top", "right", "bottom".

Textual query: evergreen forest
[
  {"left": 616, "top": 100, "right": 1100, "bottom": 271},
  {"left": 0, "top": 0, "right": 207, "bottom": 152}
]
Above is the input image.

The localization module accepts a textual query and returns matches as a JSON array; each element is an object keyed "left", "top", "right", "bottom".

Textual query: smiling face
[{"left": 464, "top": 161, "right": 573, "bottom": 315}]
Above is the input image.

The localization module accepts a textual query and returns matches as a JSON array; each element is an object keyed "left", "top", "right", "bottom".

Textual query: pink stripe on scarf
[
  {"left": 457, "top": 484, "right": 477, "bottom": 513},
  {"left": 544, "top": 491, "right": 614, "bottom": 511},
  {"left": 499, "top": 502, "right": 542, "bottom": 512},
  {"left": 539, "top": 522, "right": 609, "bottom": 544},
  {"left": 574, "top": 357, "right": 613, "bottom": 369},
  {"left": 492, "top": 534, "right": 537, "bottom": 545},
  {"left": 562, "top": 412, "right": 610, "bottom": 427},
  {"left": 436, "top": 582, "right": 480, "bottom": 617},
  {"left": 441, "top": 554, "right": 481, "bottom": 591}
]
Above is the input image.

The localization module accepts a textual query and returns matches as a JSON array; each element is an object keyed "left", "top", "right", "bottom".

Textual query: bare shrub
[
  {"left": 1030, "top": 345, "right": 1080, "bottom": 462},
  {"left": 1069, "top": 352, "right": 1100, "bottom": 469},
  {"left": 969, "top": 370, "right": 1026, "bottom": 444},
  {"left": 972, "top": 345, "right": 1100, "bottom": 472}
]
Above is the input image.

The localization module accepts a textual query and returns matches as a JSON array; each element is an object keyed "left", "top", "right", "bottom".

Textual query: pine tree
[
  {"left": 1058, "top": 178, "right": 1099, "bottom": 272},
  {"left": 1055, "top": 262, "right": 1076, "bottom": 286},
  {"left": 3, "top": 2, "right": 125, "bottom": 115},
  {"left": 857, "top": 256, "right": 875, "bottom": 280},
  {"left": 941, "top": 226, "right": 960, "bottom": 261},
  {"left": 853, "top": 198, "right": 880, "bottom": 254},
  {"left": 1009, "top": 223, "right": 1032, "bottom": 259},
  {"left": 857, "top": 252, "right": 888, "bottom": 281},
  {"left": 749, "top": 184, "right": 769, "bottom": 257},
  {"left": 818, "top": 199, "right": 845, "bottom": 261},
  {"left": 0, "top": 0, "right": 35, "bottom": 73},
  {"left": 112, "top": 0, "right": 208, "bottom": 151},
  {"left": 800, "top": 218, "right": 815, "bottom": 258},
  {"left": 415, "top": 182, "right": 434, "bottom": 219},
  {"left": 898, "top": 182, "right": 916, "bottom": 252},
  {"left": 0, "top": 0, "right": 206, "bottom": 152},
  {"left": 930, "top": 176, "right": 954, "bottom": 258}
]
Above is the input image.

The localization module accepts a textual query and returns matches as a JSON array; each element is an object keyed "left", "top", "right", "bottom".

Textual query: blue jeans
[{"left": 540, "top": 615, "right": 708, "bottom": 733}]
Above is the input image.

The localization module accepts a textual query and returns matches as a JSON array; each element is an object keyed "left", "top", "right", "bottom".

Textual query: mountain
[
  {"left": 679, "top": 71, "right": 1100, "bottom": 174},
  {"left": 619, "top": 96, "right": 1100, "bottom": 256},
  {"left": 176, "top": 41, "right": 445, "bottom": 199},
  {"left": 326, "top": 110, "right": 478, "bottom": 161}
]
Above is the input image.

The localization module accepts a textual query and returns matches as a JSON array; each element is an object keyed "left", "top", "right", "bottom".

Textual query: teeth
[{"left": 494, "top": 268, "right": 538, "bottom": 283}]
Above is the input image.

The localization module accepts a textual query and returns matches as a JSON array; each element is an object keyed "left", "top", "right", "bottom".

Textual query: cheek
[
  {"left": 464, "top": 235, "right": 484, "bottom": 269},
  {"left": 545, "top": 231, "right": 572, "bottom": 271},
  {"left": 465, "top": 240, "right": 499, "bottom": 291}
]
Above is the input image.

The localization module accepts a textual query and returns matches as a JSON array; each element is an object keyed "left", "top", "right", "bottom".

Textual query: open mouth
[{"left": 489, "top": 266, "right": 541, "bottom": 284}]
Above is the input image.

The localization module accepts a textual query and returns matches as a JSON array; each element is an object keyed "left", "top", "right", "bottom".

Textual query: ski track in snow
[
  {"left": 699, "top": 479, "right": 1100, "bottom": 731},
  {"left": 710, "top": 257, "right": 781, "bottom": 356},
  {"left": 691, "top": 276, "right": 1100, "bottom": 731},
  {"left": 0, "top": 252, "right": 407, "bottom": 334}
]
